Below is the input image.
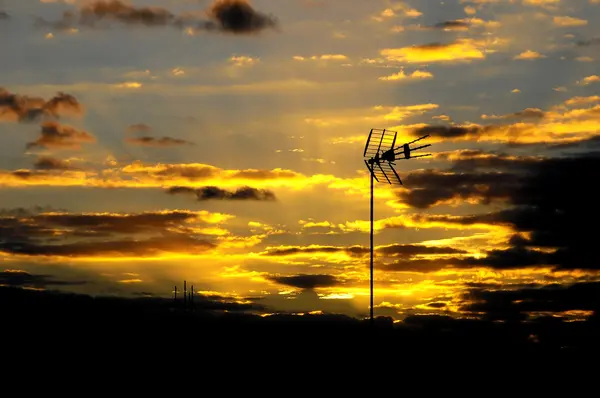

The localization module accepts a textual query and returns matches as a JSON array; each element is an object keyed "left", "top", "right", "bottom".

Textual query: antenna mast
[{"left": 363, "top": 129, "right": 431, "bottom": 325}]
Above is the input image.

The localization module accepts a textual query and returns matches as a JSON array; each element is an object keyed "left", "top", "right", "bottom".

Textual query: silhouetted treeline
[{"left": 2, "top": 286, "right": 599, "bottom": 359}]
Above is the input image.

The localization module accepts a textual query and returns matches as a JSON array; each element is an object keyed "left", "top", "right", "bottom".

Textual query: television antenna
[{"left": 363, "top": 129, "right": 431, "bottom": 324}]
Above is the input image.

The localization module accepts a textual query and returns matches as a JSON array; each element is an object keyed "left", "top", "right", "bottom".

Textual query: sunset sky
[{"left": 1, "top": 0, "right": 599, "bottom": 321}]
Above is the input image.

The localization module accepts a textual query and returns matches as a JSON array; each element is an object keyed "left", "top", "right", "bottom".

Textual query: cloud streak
[
  {"left": 267, "top": 274, "right": 340, "bottom": 289},
  {"left": 0, "top": 209, "right": 229, "bottom": 258},
  {"left": 126, "top": 136, "right": 194, "bottom": 147},
  {"left": 33, "top": 157, "right": 79, "bottom": 171},
  {"left": 167, "top": 186, "right": 277, "bottom": 201},
  {"left": 0, "top": 270, "right": 86, "bottom": 289}
]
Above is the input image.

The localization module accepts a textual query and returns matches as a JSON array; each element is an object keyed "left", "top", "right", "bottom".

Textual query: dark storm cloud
[
  {"left": 37, "top": 0, "right": 278, "bottom": 35},
  {"left": 461, "top": 282, "right": 600, "bottom": 320},
  {"left": 400, "top": 152, "right": 600, "bottom": 271},
  {"left": 410, "top": 123, "right": 529, "bottom": 141},
  {"left": 399, "top": 170, "right": 520, "bottom": 208},
  {"left": 409, "top": 209, "right": 516, "bottom": 227},
  {"left": 381, "top": 257, "right": 468, "bottom": 273},
  {"left": 378, "top": 244, "right": 466, "bottom": 256},
  {"left": 167, "top": 186, "right": 276, "bottom": 201},
  {"left": 0, "top": 234, "right": 215, "bottom": 257},
  {"left": 0, "top": 209, "right": 195, "bottom": 236},
  {"left": 204, "top": 0, "right": 278, "bottom": 34},
  {"left": 379, "top": 229, "right": 592, "bottom": 273},
  {"left": 435, "top": 150, "right": 544, "bottom": 172},
  {"left": 0, "top": 270, "right": 86, "bottom": 289},
  {"left": 379, "top": 247, "right": 554, "bottom": 273},
  {"left": 426, "top": 302, "right": 447, "bottom": 308},
  {"left": 193, "top": 186, "right": 275, "bottom": 201},
  {"left": 461, "top": 247, "right": 552, "bottom": 269},
  {"left": 260, "top": 245, "right": 366, "bottom": 256},
  {"left": 126, "top": 136, "right": 193, "bottom": 147},
  {"left": 0, "top": 88, "right": 83, "bottom": 123},
  {"left": 33, "top": 157, "right": 77, "bottom": 171},
  {"left": 0, "top": 210, "right": 216, "bottom": 257},
  {"left": 267, "top": 274, "right": 340, "bottom": 289},
  {"left": 260, "top": 244, "right": 463, "bottom": 257},
  {"left": 36, "top": 211, "right": 199, "bottom": 234},
  {"left": 482, "top": 154, "right": 600, "bottom": 271},
  {"left": 26, "top": 121, "right": 95, "bottom": 150},
  {"left": 412, "top": 125, "right": 485, "bottom": 139}
]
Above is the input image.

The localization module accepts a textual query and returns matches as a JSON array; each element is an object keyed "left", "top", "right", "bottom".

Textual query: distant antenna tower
[
  {"left": 363, "top": 129, "right": 431, "bottom": 324},
  {"left": 183, "top": 280, "right": 187, "bottom": 308}
]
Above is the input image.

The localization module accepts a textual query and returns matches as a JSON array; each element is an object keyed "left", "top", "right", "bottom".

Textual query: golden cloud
[
  {"left": 378, "top": 69, "right": 433, "bottom": 81},
  {"left": 381, "top": 39, "right": 488, "bottom": 64},
  {"left": 553, "top": 16, "right": 588, "bottom": 27},
  {"left": 514, "top": 50, "right": 546, "bottom": 60},
  {"left": 395, "top": 94, "right": 600, "bottom": 145}
]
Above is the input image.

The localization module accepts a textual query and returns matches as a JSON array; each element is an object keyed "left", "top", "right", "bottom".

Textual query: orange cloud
[
  {"left": 0, "top": 88, "right": 83, "bottom": 123},
  {"left": 26, "top": 121, "right": 95, "bottom": 150}
]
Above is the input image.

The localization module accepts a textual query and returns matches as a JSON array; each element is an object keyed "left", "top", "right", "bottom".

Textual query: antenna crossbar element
[
  {"left": 406, "top": 134, "right": 430, "bottom": 145},
  {"left": 394, "top": 135, "right": 432, "bottom": 160},
  {"left": 371, "top": 161, "right": 402, "bottom": 185},
  {"left": 410, "top": 144, "right": 431, "bottom": 152},
  {"left": 363, "top": 129, "right": 398, "bottom": 158}
]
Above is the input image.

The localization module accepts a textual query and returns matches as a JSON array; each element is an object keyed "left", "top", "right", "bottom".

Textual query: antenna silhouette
[{"left": 363, "top": 129, "right": 431, "bottom": 325}]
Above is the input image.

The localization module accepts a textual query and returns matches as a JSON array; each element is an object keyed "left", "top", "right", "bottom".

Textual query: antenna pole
[
  {"left": 363, "top": 128, "right": 431, "bottom": 328},
  {"left": 370, "top": 169, "right": 374, "bottom": 326}
]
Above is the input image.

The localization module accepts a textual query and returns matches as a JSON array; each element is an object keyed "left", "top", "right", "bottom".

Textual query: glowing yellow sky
[{"left": 1, "top": 0, "right": 600, "bottom": 320}]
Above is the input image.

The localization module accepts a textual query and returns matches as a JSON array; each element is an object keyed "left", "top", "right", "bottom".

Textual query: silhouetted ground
[{"left": 3, "top": 286, "right": 599, "bottom": 362}]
